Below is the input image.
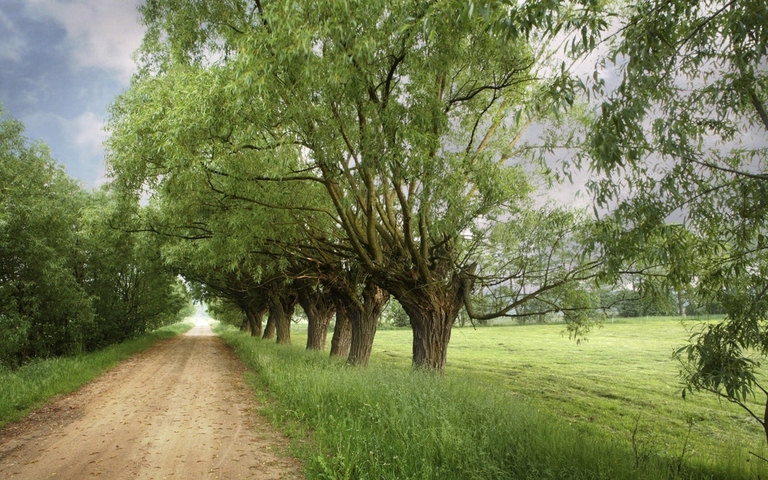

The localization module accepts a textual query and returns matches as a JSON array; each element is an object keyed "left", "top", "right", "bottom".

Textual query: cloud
[
  {"left": 0, "top": 10, "right": 26, "bottom": 62},
  {"left": 73, "top": 111, "right": 106, "bottom": 156},
  {"left": 26, "top": 0, "right": 145, "bottom": 84},
  {"left": 69, "top": 111, "right": 108, "bottom": 187},
  {"left": 22, "top": 110, "right": 107, "bottom": 188}
]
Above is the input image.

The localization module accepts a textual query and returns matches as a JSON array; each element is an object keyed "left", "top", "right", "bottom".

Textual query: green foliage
[
  {"left": 78, "top": 190, "right": 193, "bottom": 348},
  {"left": 0, "top": 107, "right": 93, "bottom": 365},
  {"left": 380, "top": 299, "right": 409, "bottom": 328},
  {"left": 218, "top": 321, "right": 762, "bottom": 479},
  {"left": 601, "top": 287, "right": 680, "bottom": 319},
  {"left": 0, "top": 322, "right": 192, "bottom": 428},
  {"left": 0, "top": 106, "right": 194, "bottom": 367},
  {"left": 583, "top": 0, "right": 768, "bottom": 434},
  {"left": 206, "top": 298, "right": 246, "bottom": 328},
  {"left": 107, "top": 0, "right": 613, "bottom": 370},
  {"left": 470, "top": 206, "right": 603, "bottom": 338}
]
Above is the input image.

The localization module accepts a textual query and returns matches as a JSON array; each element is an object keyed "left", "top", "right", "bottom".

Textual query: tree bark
[
  {"left": 399, "top": 297, "right": 458, "bottom": 371},
  {"left": 393, "top": 275, "right": 467, "bottom": 372},
  {"left": 245, "top": 306, "right": 267, "bottom": 337},
  {"left": 346, "top": 281, "right": 389, "bottom": 366},
  {"left": 330, "top": 301, "right": 352, "bottom": 358},
  {"left": 306, "top": 307, "right": 334, "bottom": 350},
  {"left": 262, "top": 313, "right": 276, "bottom": 340},
  {"left": 269, "top": 291, "right": 297, "bottom": 345},
  {"left": 763, "top": 394, "right": 768, "bottom": 446},
  {"left": 234, "top": 294, "right": 267, "bottom": 338},
  {"left": 239, "top": 316, "right": 252, "bottom": 334},
  {"left": 323, "top": 266, "right": 386, "bottom": 363},
  {"left": 295, "top": 279, "right": 335, "bottom": 351}
]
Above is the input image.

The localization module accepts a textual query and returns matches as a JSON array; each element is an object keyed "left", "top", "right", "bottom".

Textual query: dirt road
[{"left": 0, "top": 320, "right": 303, "bottom": 479}]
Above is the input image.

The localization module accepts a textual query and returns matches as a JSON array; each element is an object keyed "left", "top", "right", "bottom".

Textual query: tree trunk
[
  {"left": 324, "top": 267, "right": 385, "bottom": 363},
  {"left": 330, "top": 301, "right": 352, "bottom": 358},
  {"left": 305, "top": 306, "right": 333, "bottom": 350},
  {"left": 346, "top": 281, "right": 389, "bottom": 366},
  {"left": 346, "top": 306, "right": 377, "bottom": 366},
  {"left": 763, "top": 394, "right": 768, "bottom": 446},
  {"left": 400, "top": 298, "right": 457, "bottom": 371},
  {"left": 295, "top": 279, "right": 335, "bottom": 351},
  {"left": 245, "top": 306, "right": 266, "bottom": 337},
  {"left": 240, "top": 317, "right": 252, "bottom": 334},
  {"left": 269, "top": 292, "right": 297, "bottom": 345},
  {"left": 262, "top": 314, "right": 276, "bottom": 340},
  {"left": 394, "top": 277, "right": 466, "bottom": 372}
]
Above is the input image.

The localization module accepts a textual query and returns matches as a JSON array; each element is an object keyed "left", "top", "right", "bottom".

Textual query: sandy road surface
[{"left": 0, "top": 320, "right": 303, "bottom": 479}]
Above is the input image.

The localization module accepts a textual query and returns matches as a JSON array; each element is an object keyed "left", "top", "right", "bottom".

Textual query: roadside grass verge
[
  {"left": 0, "top": 321, "right": 193, "bottom": 428},
  {"left": 217, "top": 321, "right": 764, "bottom": 480}
]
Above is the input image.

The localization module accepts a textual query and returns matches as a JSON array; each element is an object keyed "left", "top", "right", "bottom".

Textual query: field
[
  {"left": 222, "top": 315, "right": 768, "bottom": 479},
  {"left": 368, "top": 317, "right": 768, "bottom": 466}
]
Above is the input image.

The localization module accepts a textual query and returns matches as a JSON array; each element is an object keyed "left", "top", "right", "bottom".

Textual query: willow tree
[
  {"left": 109, "top": 57, "right": 300, "bottom": 314},
  {"left": 107, "top": 62, "right": 392, "bottom": 361},
  {"left": 186, "top": 266, "right": 270, "bottom": 337},
  {"left": 124, "top": 0, "right": 606, "bottom": 371},
  {"left": 585, "top": 0, "right": 768, "bottom": 441}
]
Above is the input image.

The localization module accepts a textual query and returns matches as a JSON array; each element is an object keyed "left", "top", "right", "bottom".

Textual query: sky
[
  {"left": 0, "top": 0, "right": 605, "bottom": 203},
  {"left": 0, "top": 0, "right": 145, "bottom": 188}
]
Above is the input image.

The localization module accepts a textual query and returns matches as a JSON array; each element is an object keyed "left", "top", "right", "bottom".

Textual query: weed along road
[{"left": 0, "top": 320, "right": 303, "bottom": 479}]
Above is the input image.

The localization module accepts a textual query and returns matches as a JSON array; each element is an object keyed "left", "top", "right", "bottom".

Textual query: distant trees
[
  {"left": 0, "top": 107, "right": 191, "bottom": 368},
  {"left": 78, "top": 191, "right": 193, "bottom": 349}
]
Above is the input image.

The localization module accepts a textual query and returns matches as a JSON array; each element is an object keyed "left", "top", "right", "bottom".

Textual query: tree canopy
[
  {"left": 105, "top": 0, "right": 608, "bottom": 371},
  {"left": 0, "top": 106, "right": 192, "bottom": 367},
  {"left": 584, "top": 0, "right": 768, "bottom": 441}
]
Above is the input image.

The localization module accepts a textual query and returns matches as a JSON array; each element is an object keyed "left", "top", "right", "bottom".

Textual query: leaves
[
  {"left": 584, "top": 0, "right": 768, "bottom": 431},
  {"left": 0, "top": 106, "right": 191, "bottom": 367},
  {"left": 107, "top": 0, "right": 613, "bottom": 370}
]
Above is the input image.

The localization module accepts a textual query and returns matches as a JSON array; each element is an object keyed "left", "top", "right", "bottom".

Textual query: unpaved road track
[{"left": 0, "top": 321, "right": 303, "bottom": 479}]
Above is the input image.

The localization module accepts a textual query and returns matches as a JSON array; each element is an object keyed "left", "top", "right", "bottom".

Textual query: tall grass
[
  {"left": 367, "top": 318, "right": 767, "bottom": 468},
  {"left": 216, "top": 322, "right": 762, "bottom": 480},
  {"left": 0, "top": 322, "right": 192, "bottom": 428}
]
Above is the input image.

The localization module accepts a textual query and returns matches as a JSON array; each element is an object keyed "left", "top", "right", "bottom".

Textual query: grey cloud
[
  {"left": 25, "top": 0, "right": 145, "bottom": 85},
  {"left": 0, "top": 10, "right": 27, "bottom": 62}
]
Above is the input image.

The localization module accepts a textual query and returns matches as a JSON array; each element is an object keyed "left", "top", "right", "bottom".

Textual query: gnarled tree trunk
[
  {"left": 245, "top": 305, "right": 267, "bottom": 337},
  {"left": 295, "top": 279, "right": 335, "bottom": 351},
  {"left": 262, "top": 312, "right": 276, "bottom": 340},
  {"left": 399, "top": 296, "right": 461, "bottom": 371},
  {"left": 345, "top": 281, "right": 389, "bottom": 366},
  {"left": 391, "top": 274, "right": 470, "bottom": 372},
  {"left": 239, "top": 316, "right": 252, "bottom": 334},
  {"left": 330, "top": 300, "right": 352, "bottom": 358},
  {"left": 269, "top": 291, "right": 297, "bottom": 345}
]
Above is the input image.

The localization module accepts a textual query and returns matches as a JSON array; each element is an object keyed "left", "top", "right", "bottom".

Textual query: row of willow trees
[
  {"left": 104, "top": 0, "right": 767, "bottom": 417},
  {"left": 0, "top": 107, "right": 193, "bottom": 368},
  {"left": 106, "top": 0, "right": 612, "bottom": 372}
]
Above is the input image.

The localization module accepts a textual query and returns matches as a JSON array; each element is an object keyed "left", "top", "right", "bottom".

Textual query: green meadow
[
  {"left": 220, "top": 316, "right": 768, "bottom": 479},
  {"left": 371, "top": 318, "right": 767, "bottom": 467}
]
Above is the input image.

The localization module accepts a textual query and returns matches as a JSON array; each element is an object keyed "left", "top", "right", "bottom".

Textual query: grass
[
  {"left": 0, "top": 321, "right": 193, "bottom": 428},
  {"left": 218, "top": 317, "right": 768, "bottom": 479},
  {"left": 366, "top": 317, "right": 768, "bottom": 469}
]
